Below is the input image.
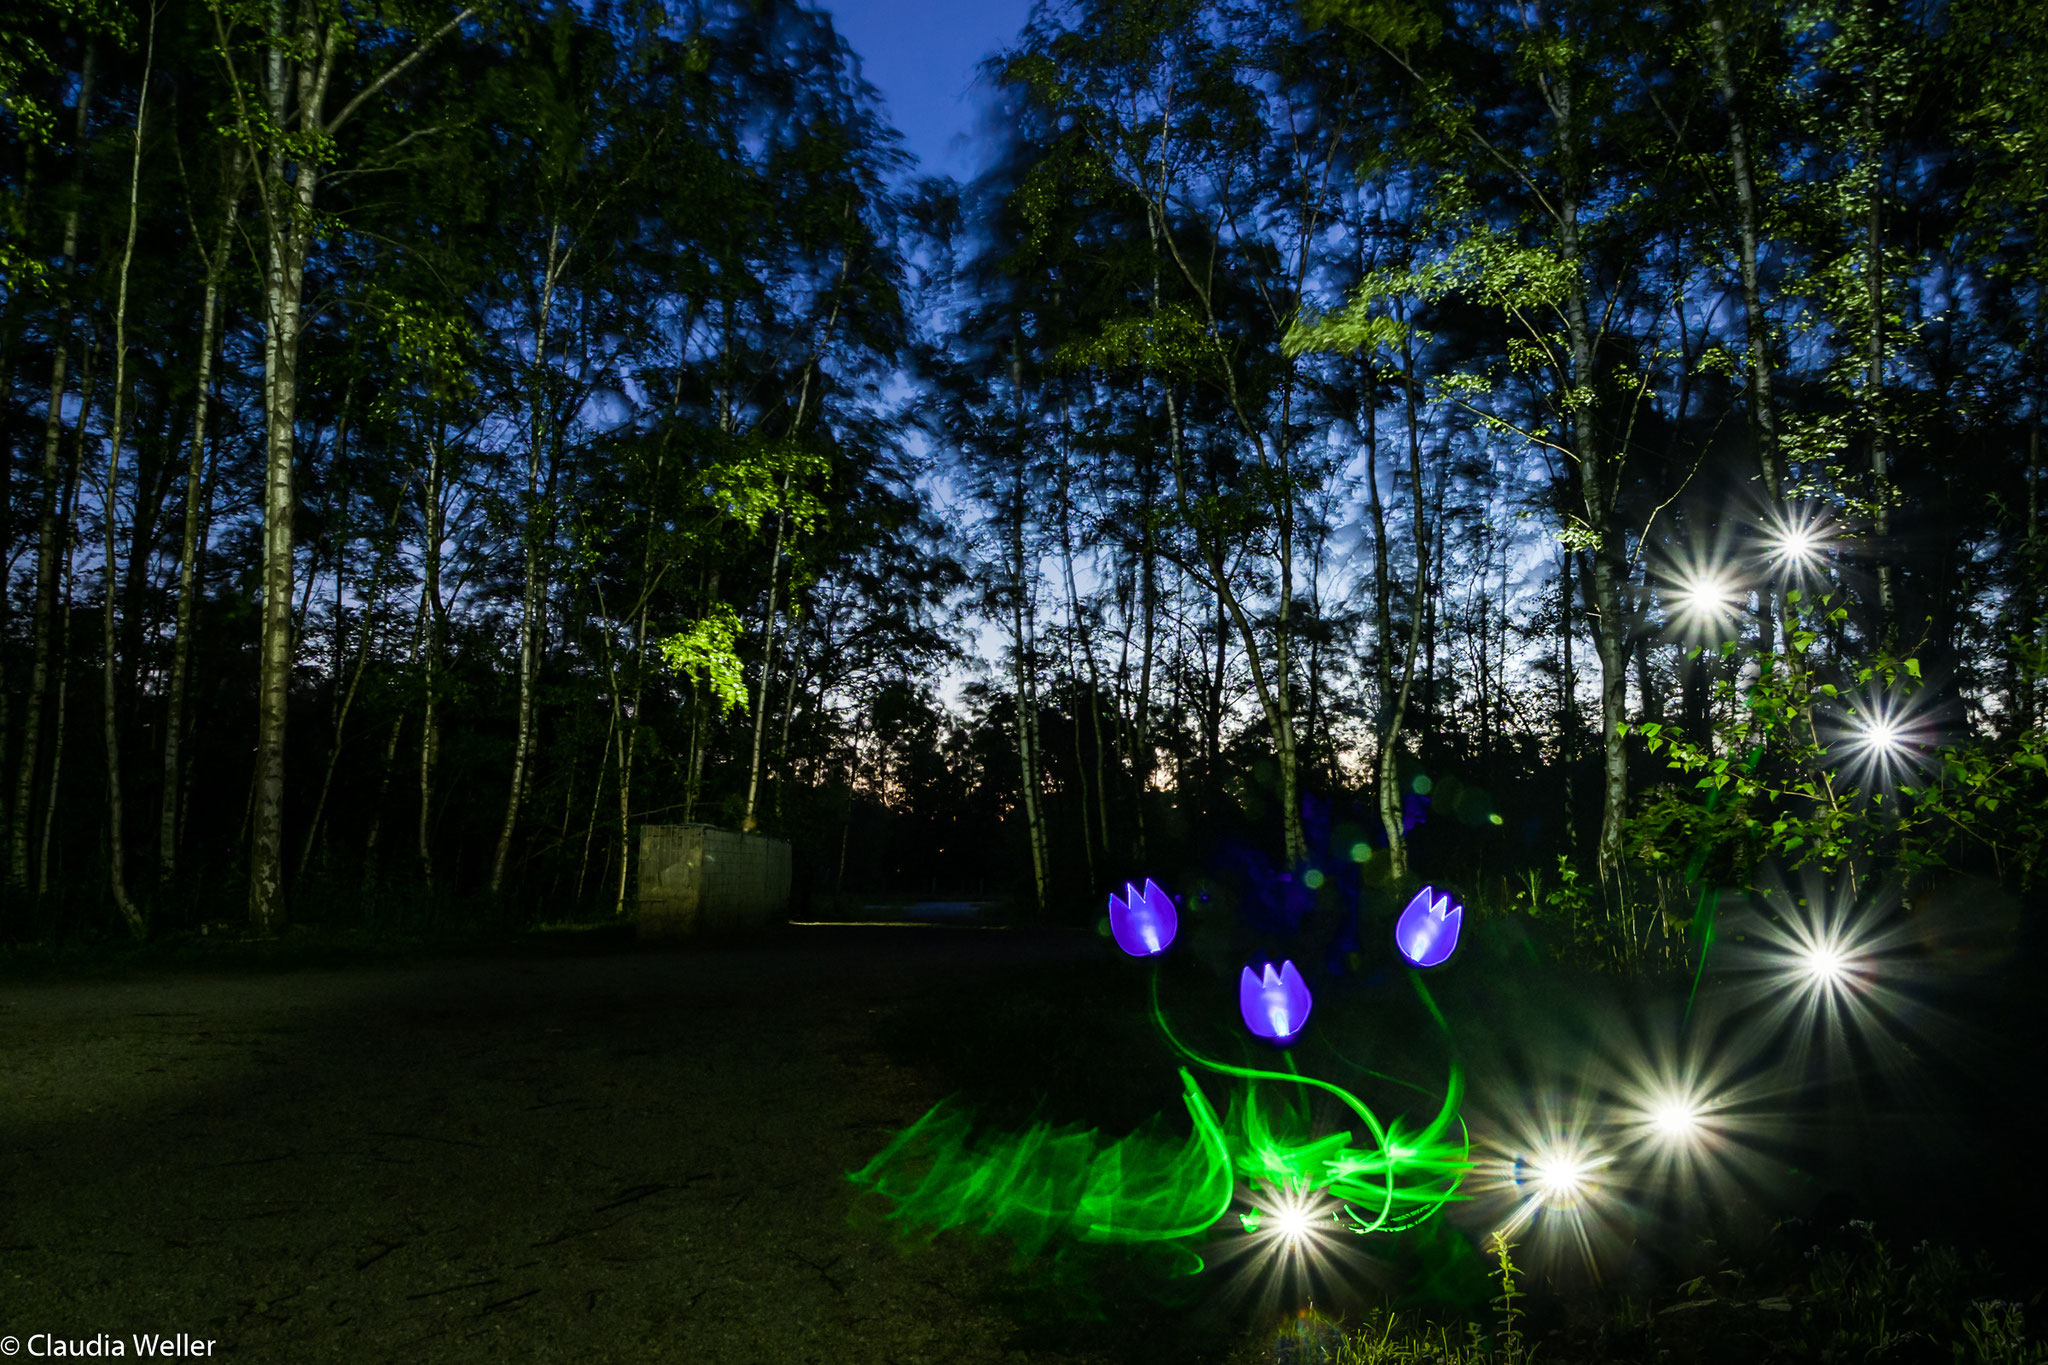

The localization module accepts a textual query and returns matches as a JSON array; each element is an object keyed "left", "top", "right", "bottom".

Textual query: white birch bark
[{"left": 97, "top": 13, "right": 155, "bottom": 934}]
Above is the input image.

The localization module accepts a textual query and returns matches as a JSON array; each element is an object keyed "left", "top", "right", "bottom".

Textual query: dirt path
[{"left": 0, "top": 927, "right": 1184, "bottom": 1363}]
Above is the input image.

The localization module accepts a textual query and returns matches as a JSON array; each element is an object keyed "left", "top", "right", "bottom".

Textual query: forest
[{"left": 1, "top": 0, "right": 2043, "bottom": 943}]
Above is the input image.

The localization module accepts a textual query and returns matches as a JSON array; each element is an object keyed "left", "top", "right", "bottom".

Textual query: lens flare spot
[
  {"left": 1761, "top": 504, "right": 1832, "bottom": 573},
  {"left": 1670, "top": 572, "right": 1742, "bottom": 628},
  {"left": 1268, "top": 1197, "right": 1316, "bottom": 1245},
  {"left": 1508, "top": 1138, "right": 1608, "bottom": 1218},
  {"left": 1799, "top": 942, "right": 1850, "bottom": 987},
  {"left": 1648, "top": 1097, "right": 1701, "bottom": 1142}
]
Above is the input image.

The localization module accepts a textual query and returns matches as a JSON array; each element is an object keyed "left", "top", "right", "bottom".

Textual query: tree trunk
[
  {"left": 160, "top": 199, "right": 237, "bottom": 885},
  {"left": 1009, "top": 343, "right": 1051, "bottom": 915},
  {"left": 12, "top": 47, "right": 95, "bottom": 892},
  {"left": 740, "top": 331, "right": 836, "bottom": 834},
  {"left": 1055, "top": 426, "right": 1099, "bottom": 887},
  {"left": 490, "top": 219, "right": 567, "bottom": 895},
  {"left": 1007, "top": 341, "right": 1056, "bottom": 916},
  {"left": 247, "top": 15, "right": 331, "bottom": 931},
  {"left": 417, "top": 429, "right": 444, "bottom": 886},
  {"left": 1304, "top": 513, "right": 1330, "bottom": 790},
  {"left": 1012, "top": 575, "right": 1050, "bottom": 916},
  {"left": 2025, "top": 422, "right": 2043, "bottom": 730},
  {"left": 740, "top": 471, "right": 793, "bottom": 833},
  {"left": 98, "top": 18, "right": 155, "bottom": 934},
  {"left": 1479, "top": 539, "right": 1497, "bottom": 770},
  {"left": 615, "top": 599, "right": 652, "bottom": 919},
  {"left": 38, "top": 386, "right": 91, "bottom": 899},
  {"left": 117, "top": 391, "right": 176, "bottom": 704},
  {"left": 360, "top": 715, "right": 404, "bottom": 894},
  {"left": 773, "top": 627, "right": 803, "bottom": 823},
  {"left": 229, "top": 0, "right": 474, "bottom": 930},
  {"left": 1632, "top": 595, "right": 1661, "bottom": 725},
  {"left": 1706, "top": 0, "right": 1783, "bottom": 505},
  {"left": 297, "top": 489, "right": 403, "bottom": 882},
  {"left": 574, "top": 698, "right": 614, "bottom": 906},
  {"left": 1271, "top": 376, "right": 1304, "bottom": 873},
  {"left": 1133, "top": 233, "right": 1175, "bottom": 865},
  {"left": 40, "top": 557, "right": 78, "bottom": 901},
  {"left": 614, "top": 413, "right": 676, "bottom": 916},
  {"left": 684, "top": 570, "right": 717, "bottom": 824},
  {"left": 1422, "top": 478, "right": 1446, "bottom": 762},
  {"left": 1864, "top": 63, "right": 1896, "bottom": 643},
  {"left": 1058, "top": 414, "right": 1113, "bottom": 866},
  {"left": 1132, "top": 416, "right": 1158, "bottom": 861},
  {"left": 1364, "top": 371, "right": 1399, "bottom": 871},
  {"left": 1551, "top": 61, "right": 1630, "bottom": 880},
  {"left": 1377, "top": 332, "right": 1433, "bottom": 887},
  {"left": 1703, "top": 2, "right": 1782, "bottom": 657},
  {"left": 0, "top": 306, "right": 16, "bottom": 860},
  {"left": 1207, "top": 585, "right": 1226, "bottom": 782}
]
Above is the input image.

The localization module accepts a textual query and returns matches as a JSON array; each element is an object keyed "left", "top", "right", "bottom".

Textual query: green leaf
[{"left": 658, "top": 604, "right": 749, "bottom": 716}]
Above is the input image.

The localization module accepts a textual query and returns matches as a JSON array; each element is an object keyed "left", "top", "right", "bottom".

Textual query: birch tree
[{"left": 208, "top": 0, "right": 473, "bottom": 929}]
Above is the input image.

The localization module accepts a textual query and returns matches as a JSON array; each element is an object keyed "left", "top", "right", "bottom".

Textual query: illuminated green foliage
[
  {"left": 658, "top": 605, "right": 747, "bottom": 716},
  {"left": 1625, "top": 598, "right": 2048, "bottom": 889}
]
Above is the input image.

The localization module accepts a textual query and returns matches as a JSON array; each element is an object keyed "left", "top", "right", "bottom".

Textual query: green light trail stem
[
  {"left": 1411, "top": 971, "right": 1451, "bottom": 1039},
  {"left": 1147, "top": 975, "right": 1469, "bottom": 1233},
  {"left": 851, "top": 958, "right": 1473, "bottom": 1271},
  {"left": 1682, "top": 741, "right": 1765, "bottom": 1024}
]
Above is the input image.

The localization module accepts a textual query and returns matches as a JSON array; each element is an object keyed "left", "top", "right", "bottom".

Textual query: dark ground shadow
[{"left": 0, "top": 927, "right": 1269, "bottom": 1364}]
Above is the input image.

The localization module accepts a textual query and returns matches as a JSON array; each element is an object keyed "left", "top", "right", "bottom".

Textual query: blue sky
[
  {"left": 823, "top": 0, "right": 1038, "bottom": 179},
  {"left": 816, "top": 2, "right": 1042, "bottom": 700}
]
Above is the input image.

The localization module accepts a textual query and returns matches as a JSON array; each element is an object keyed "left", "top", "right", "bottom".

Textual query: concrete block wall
[{"left": 636, "top": 824, "right": 792, "bottom": 939}]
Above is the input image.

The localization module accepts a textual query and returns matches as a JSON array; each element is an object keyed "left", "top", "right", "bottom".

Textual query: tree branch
[{"left": 324, "top": 5, "right": 475, "bottom": 136}]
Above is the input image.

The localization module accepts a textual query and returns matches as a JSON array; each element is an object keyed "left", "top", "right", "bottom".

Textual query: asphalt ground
[
  {"left": 5, "top": 898, "right": 2038, "bottom": 1364},
  {"left": 0, "top": 926, "right": 1238, "bottom": 1364}
]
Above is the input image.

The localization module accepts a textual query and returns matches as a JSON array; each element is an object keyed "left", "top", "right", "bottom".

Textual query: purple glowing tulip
[
  {"left": 1239, "top": 960, "right": 1312, "bottom": 1045},
  {"left": 1108, "top": 878, "right": 1178, "bottom": 957},
  {"left": 1395, "top": 886, "right": 1463, "bottom": 968}
]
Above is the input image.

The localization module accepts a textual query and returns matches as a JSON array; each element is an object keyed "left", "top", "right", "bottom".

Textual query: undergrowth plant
[
  {"left": 1488, "top": 1231, "right": 1526, "bottom": 1365},
  {"left": 1507, "top": 855, "right": 1694, "bottom": 978},
  {"left": 1800, "top": 1223, "right": 2046, "bottom": 1363},
  {"left": 1294, "top": 1224, "right": 2046, "bottom": 1364},
  {"left": 1623, "top": 596, "right": 2048, "bottom": 894}
]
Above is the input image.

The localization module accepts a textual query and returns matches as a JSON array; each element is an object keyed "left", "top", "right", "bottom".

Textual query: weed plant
[{"left": 1251, "top": 1224, "right": 2045, "bottom": 1364}]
